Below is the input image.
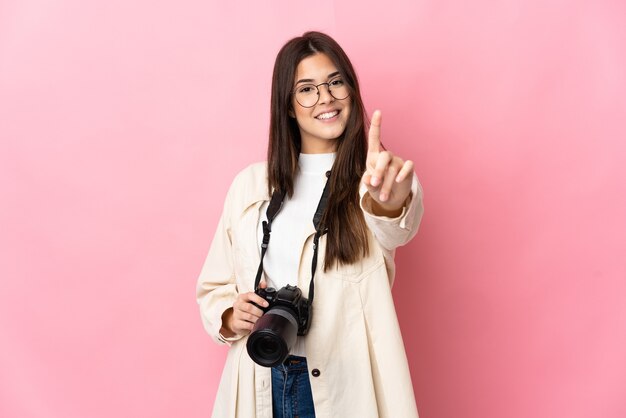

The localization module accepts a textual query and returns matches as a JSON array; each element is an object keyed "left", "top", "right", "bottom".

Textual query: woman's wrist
[
  {"left": 369, "top": 199, "right": 403, "bottom": 217},
  {"left": 368, "top": 192, "right": 412, "bottom": 218},
  {"left": 220, "top": 307, "right": 236, "bottom": 338}
]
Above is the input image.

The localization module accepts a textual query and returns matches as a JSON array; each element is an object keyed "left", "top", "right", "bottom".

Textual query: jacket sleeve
[
  {"left": 359, "top": 173, "right": 424, "bottom": 251},
  {"left": 196, "top": 176, "right": 243, "bottom": 346}
]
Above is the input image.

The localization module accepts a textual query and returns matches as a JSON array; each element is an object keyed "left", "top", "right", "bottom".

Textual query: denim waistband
[{"left": 276, "top": 355, "right": 308, "bottom": 372}]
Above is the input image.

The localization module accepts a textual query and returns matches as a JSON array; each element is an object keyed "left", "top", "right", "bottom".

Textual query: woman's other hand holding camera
[{"left": 220, "top": 281, "right": 270, "bottom": 338}]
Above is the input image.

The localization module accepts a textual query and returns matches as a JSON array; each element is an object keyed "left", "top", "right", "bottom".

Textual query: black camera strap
[
  {"left": 253, "top": 189, "right": 284, "bottom": 292},
  {"left": 308, "top": 171, "right": 331, "bottom": 304},
  {"left": 253, "top": 171, "right": 331, "bottom": 305}
]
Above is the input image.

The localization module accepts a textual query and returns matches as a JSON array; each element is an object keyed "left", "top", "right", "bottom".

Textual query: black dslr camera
[{"left": 246, "top": 284, "right": 312, "bottom": 367}]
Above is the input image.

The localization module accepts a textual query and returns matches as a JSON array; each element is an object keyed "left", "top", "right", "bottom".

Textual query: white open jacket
[{"left": 197, "top": 162, "right": 423, "bottom": 418}]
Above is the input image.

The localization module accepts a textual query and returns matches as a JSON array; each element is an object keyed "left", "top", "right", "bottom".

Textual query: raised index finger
[{"left": 368, "top": 110, "right": 382, "bottom": 153}]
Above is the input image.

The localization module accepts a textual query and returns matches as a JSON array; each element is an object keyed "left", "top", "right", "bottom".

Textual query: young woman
[{"left": 197, "top": 31, "right": 423, "bottom": 418}]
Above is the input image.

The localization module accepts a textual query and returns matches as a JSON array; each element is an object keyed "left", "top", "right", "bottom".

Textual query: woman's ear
[{"left": 288, "top": 107, "right": 295, "bottom": 118}]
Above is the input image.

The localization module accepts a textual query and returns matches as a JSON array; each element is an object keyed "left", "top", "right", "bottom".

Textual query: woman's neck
[{"left": 300, "top": 138, "right": 337, "bottom": 154}]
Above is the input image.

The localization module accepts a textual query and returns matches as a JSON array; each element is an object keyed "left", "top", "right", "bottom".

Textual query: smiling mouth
[{"left": 315, "top": 110, "right": 339, "bottom": 120}]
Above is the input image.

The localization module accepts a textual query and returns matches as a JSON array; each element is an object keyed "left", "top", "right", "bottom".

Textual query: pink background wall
[{"left": 1, "top": 1, "right": 625, "bottom": 417}]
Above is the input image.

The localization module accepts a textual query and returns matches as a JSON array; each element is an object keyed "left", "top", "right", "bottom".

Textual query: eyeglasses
[{"left": 293, "top": 77, "right": 350, "bottom": 108}]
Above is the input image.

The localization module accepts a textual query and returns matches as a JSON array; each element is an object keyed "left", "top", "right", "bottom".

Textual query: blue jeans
[{"left": 271, "top": 356, "right": 316, "bottom": 418}]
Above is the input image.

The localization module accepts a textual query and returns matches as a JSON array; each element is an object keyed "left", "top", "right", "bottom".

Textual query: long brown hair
[{"left": 267, "top": 31, "right": 369, "bottom": 270}]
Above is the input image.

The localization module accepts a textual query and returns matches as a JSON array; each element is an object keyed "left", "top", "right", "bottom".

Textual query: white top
[{"left": 257, "top": 152, "right": 335, "bottom": 357}]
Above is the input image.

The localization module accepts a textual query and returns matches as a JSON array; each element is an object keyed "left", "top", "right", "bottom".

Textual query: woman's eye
[
  {"left": 330, "top": 79, "right": 344, "bottom": 86},
  {"left": 299, "top": 86, "right": 315, "bottom": 94}
]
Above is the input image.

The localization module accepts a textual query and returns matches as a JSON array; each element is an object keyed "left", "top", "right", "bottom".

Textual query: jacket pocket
[
  {"left": 329, "top": 253, "right": 385, "bottom": 283},
  {"left": 230, "top": 204, "right": 263, "bottom": 288}
]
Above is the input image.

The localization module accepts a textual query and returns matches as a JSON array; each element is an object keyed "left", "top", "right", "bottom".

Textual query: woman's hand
[
  {"left": 220, "top": 281, "right": 270, "bottom": 338},
  {"left": 361, "top": 110, "right": 414, "bottom": 217}
]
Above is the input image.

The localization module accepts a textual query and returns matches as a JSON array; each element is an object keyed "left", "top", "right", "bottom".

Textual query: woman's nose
[{"left": 317, "top": 83, "right": 334, "bottom": 105}]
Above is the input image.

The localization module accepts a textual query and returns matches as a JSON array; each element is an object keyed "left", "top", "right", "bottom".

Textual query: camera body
[
  {"left": 246, "top": 284, "right": 312, "bottom": 367},
  {"left": 256, "top": 285, "right": 311, "bottom": 335}
]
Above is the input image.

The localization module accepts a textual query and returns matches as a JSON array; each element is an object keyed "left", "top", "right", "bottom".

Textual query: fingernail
[
  {"left": 264, "top": 301, "right": 269, "bottom": 307},
  {"left": 380, "top": 192, "right": 387, "bottom": 201},
  {"left": 371, "top": 176, "right": 379, "bottom": 186}
]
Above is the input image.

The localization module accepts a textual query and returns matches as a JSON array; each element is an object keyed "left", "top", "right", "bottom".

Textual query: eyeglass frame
[{"left": 291, "top": 78, "right": 350, "bottom": 108}]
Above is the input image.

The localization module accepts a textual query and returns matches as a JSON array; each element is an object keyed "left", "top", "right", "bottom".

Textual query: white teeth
[{"left": 316, "top": 111, "right": 339, "bottom": 120}]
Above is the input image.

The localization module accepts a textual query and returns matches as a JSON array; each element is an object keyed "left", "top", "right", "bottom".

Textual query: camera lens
[
  {"left": 257, "top": 336, "right": 280, "bottom": 357},
  {"left": 249, "top": 332, "right": 285, "bottom": 366},
  {"left": 247, "top": 307, "right": 298, "bottom": 367}
]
